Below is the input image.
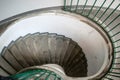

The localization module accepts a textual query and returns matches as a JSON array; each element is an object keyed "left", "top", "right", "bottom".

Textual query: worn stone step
[
  {"left": 9, "top": 37, "right": 30, "bottom": 67},
  {"left": 22, "top": 34, "right": 37, "bottom": 66},
  {"left": 38, "top": 32, "right": 49, "bottom": 64},
  {"left": 59, "top": 37, "right": 70, "bottom": 66},
  {"left": 63, "top": 40, "right": 77, "bottom": 68},
  {"left": 0, "top": 67, "right": 9, "bottom": 76},
  {"left": 0, "top": 56, "right": 16, "bottom": 74},
  {"left": 0, "top": 32, "right": 87, "bottom": 77},
  {"left": 55, "top": 35, "right": 65, "bottom": 64},
  {"left": 1, "top": 47, "right": 23, "bottom": 71},
  {"left": 48, "top": 33, "right": 57, "bottom": 63},
  {"left": 14, "top": 36, "right": 33, "bottom": 66}
]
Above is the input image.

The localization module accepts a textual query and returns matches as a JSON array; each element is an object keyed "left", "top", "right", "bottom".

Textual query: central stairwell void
[{"left": 0, "top": 0, "right": 120, "bottom": 80}]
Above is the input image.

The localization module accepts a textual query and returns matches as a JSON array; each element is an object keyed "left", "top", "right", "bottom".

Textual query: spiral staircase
[{"left": 0, "top": 0, "right": 120, "bottom": 80}]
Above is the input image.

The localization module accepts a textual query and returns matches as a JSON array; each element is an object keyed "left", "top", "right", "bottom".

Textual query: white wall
[
  {"left": 0, "top": 0, "right": 119, "bottom": 21},
  {"left": 0, "top": 0, "right": 63, "bottom": 21}
]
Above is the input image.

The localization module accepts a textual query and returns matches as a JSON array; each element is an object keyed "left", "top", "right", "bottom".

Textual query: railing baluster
[
  {"left": 45, "top": 72, "right": 51, "bottom": 80},
  {"left": 70, "top": 0, "right": 73, "bottom": 11},
  {"left": 54, "top": 74, "right": 57, "bottom": 80},
  {"left": 108, "top": 23, "right": 120, "bottom": 32},
  {"left": 115, "top": 50, "right": 120, "bottom": 53},
  {"left": 81, "top": 0, "right": 88, "bottom": 14},
  {"left": 111, "top": 68, "right": 120, "bottom": 70},
  {"left": 104, "top": 14, "right": 120, "bottom": 28},
  {"left": 93, "top": 0, "right": 107, "bottom": 19},
  {"left": 104, "top": 76, "right": 113, "bottom": 79},
  {"left": 75, "top": 0, "right": 80, "bottom": 12},
  {"left": 64, "top": 0, "right": 67, "bottom": 10},
  {"left": 109, "top": 71, "right": 120, "bottom": 75},
  {"left": 111, "top": 31, "right": 120, "bottom": 38},
  {"left": 87, "top": 0, "right": 97, "bottom": 17},
  {"left": 36, "top": 70, "right": 47, "bottom": 80},
  {"left": 115, "top": 45, "right": 120, "bottom": 49},
  {"left": 97, "top": 0, "right": 115, "bottom": 22},
  {"left": 113, "top": 39, "right": 120, "bottom": 43},
  {"left": 101, "top": 4, "right": 120, "bottom": 25}
]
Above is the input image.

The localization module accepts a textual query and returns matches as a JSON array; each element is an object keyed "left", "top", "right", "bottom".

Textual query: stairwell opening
[{"left": 0, "top": 10, "right": 112, "bottom": 79}]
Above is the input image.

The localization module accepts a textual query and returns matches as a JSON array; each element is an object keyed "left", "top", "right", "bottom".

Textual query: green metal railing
[
  {"left": 63, "top": 0, "right": 120, "bottom": 79},
  {"left": 10, "top": 69, "right": 64, "bottom": 80}
]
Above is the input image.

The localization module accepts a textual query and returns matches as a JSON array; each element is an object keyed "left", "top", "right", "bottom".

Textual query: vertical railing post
[
  {"left": 75, "top": 0, "right": 80, "bottom": 12},
  {"left": 87, "top": 0, "right": 97, "bottom": 17},
  {"left": 70, "top": 0, "right": 73, "bottom": 11},
  {"left": 104, "top": 14, "right": 120, "bottom": 28},
  {"left": 81, "top": 0, "right": 88, "bottom": 15},
  {"left": 93, "top": 0, "right": 106, "bottom": 19},
  {"left": 97, "top": 0, "right": 115, "bottom": 22},
  {"left": 64, "top": 0, "right": 67, "bottom": 10},
  {"left": 101, "top": 4, "right": 120, "bottom": 25},
  {"left": 108, "top": 23, "right": 120, "bottom": 32}
]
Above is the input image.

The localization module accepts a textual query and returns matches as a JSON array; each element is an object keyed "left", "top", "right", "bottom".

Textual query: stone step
[
  {"left": 0, "top": 32, "right": 87, "bottom": 77},
  {"left": 0, "top": 67, "right": 9, "bottom": 76},
  {"left": 0, "top": 56, "right": 16, "bottom": 74},
  {"left": 1, "top": 47, "right": 23, "bottom": 71},
  {"left": 48, "top": 33, "right": 57, "bottom": 63}
]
